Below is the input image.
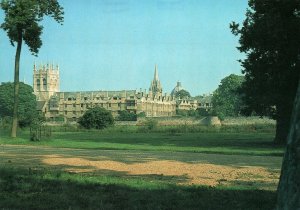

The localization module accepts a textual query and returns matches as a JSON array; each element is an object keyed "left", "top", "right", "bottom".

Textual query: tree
[
  {"left": 0, "top": 82, "right": 38, "bottom": 127},
  {"left": 175, "top": 89, "right": 191, "bottom": 99},
  {"left": 78, "top": 107, "right": 114, "bottom": 129},
  {"left": 1, "top": 0, "right": 64, "bottom": 137},
  {"left": 230, "top": 0, "right": 300, "bottom": 144},
  {"left": 211, "top": 74, "right": 244, "bottom": 119},
  {"left": 276, "top": 79, "right": 300, "bottom": 209},
  {"left": 117, "top": 110, "right": 137, "bottom": 121}
]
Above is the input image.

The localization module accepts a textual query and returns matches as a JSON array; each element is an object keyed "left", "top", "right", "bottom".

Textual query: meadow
[{"left": 0, "top": 124, "right": 284, "bottom": 209}]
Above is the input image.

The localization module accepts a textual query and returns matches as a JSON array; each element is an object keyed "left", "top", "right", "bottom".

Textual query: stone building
[
  {"left": 171, "top": 81, "right": 199, "bottom": 111},
  {"left": 197, "top": 94, "right": 213, "bottom": 111},
  {"left": 33, "top": 64, "right": 176, "bottom": 121}
]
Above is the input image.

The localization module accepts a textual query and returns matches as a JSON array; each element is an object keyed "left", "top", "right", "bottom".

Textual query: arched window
[
  {"left": 36, "top": 79, "right": 40, "bottom": 88},
  {"left": 43, "top": 78, "right": 47, "bottom": 90}
]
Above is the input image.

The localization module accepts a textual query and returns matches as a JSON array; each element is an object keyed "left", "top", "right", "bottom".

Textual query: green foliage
[
  {"left": 137, "top": 112, "right": 146, "bottom": 118},
  {"left": 117, "top": 110, "right": 137, "bottom": 121},
  {"left": 1, "top": 0, "right": 64, "bottom": 55},
  {"left": 211, "top": 74, "right": 245, "bottom": 118},
  {"left": 78, "top": 107, "right": 114, "bottom": 129},
  {"left": 0, "top": 82, "right": 39, "bottom": 127},
  {"left": 197, "top": 108, "right": 210, "bottom": 117},
  {"left": 174, "top": 89, "right": 191, "bottom": 99},
  {"left": 176, "top": 109, "right": 188, "bottom": 117},
  {"left": 230, "top": 0, "right": 300, "bottom": 142},
  {"left": 144, "top": 118, "right": 158, "bottom": 130},
  {"left": 176, "top": 109, "right": 201, "bottom": 117}
]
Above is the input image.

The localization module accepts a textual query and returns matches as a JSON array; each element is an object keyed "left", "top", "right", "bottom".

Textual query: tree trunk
[
  {"left": 276, "top": 79, "right": 300, "bottom": 209},
  {"left": 274, "top": 115, "right": 291, "bottom": 144},
  {"left": 11, "top": 32, "right": 22, "bottom": 138},
  {"left": 274, "top": 102, "right": 293, "bottom": 145}
]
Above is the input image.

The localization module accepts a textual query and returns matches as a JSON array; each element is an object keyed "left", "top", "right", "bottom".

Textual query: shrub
[
  {"left": 176, "top": 109, "right": 188, "bottom": 117},
  {"left": 117, "top": 110, "right": 137, "bottom": 121},
  {"left": 78, "top": 107, "right": 114, "bottom": 129},
  {"left": 197, "top": 108, "right": 209, "bottom": 117},
  {"left": 137, "top": 112, "right": 146, "bottom": 118},
  {"left": 144, "top": 118, "right": 158, "bottom": 130}
]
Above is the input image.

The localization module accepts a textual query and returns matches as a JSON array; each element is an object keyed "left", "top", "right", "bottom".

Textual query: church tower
[
  {"left": 149, "top": 64, "right": 163, "bottom": 97},
  {"left": 33, "top": 63, "right": 60, "bottom": 101}
]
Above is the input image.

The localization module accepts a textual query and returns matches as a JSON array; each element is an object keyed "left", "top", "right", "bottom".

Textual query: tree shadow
[{"left": 0, "top": 166, "right": 277, "bottom": 210}]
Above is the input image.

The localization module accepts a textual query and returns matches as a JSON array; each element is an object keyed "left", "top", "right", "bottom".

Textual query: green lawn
[
  {"left": 0, "top": 129, "right": 284, "bottom": 156},
  {"left": 0, "top": 127, "right": 283, "bottom": 209}
]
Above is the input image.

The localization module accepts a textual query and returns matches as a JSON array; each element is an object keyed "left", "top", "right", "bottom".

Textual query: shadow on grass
[{"left": 0, "top": 166, "right": 276, "bottom": 210}]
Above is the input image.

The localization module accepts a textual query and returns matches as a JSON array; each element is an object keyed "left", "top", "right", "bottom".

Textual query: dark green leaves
[
  {"left": 0, "top": 0, "right": 64, "bottom": 55},
  {"left": 175, "top": 90, "right": 191, "bottom": 99},
  {"left": 0, "top": 82, "right": 38, "bottom": 127},
  {"left": 212, "top": 74, "right": 245, "bottom": 119},
  {"left": 78, "top": 107, "right": 114, "bottom": 129}
]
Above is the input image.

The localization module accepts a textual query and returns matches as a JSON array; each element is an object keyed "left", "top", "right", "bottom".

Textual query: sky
[{"left": 0, "top": 0, "right": 248, "bottom": 96}]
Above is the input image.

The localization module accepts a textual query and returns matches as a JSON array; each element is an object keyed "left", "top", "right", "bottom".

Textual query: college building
[{"left": 34, "top": 64, "right": 178, "bottom": 121}]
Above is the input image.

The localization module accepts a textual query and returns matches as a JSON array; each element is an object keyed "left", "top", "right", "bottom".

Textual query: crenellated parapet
[{"left": 33, "top": 62, "right": 60, "bottom": 101}]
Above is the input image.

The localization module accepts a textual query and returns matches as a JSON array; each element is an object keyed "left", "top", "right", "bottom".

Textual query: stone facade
[
  {"left": 171, "top": 81, "right": 212, "bottom": 111},
  {"left": 34, "top": 64, "right": 176, "bottom": 121}
]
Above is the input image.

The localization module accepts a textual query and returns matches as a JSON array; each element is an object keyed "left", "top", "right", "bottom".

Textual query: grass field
[{"left": 0, "top": 126, "right": 284, "bottom": 209}]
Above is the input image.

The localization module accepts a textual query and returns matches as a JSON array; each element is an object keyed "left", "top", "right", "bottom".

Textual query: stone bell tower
[{"left": 33, "top": 63, "right": 60, "bottom": 101}]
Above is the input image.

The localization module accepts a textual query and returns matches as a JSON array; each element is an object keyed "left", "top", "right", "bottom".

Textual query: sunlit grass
[{"left": 0, "top": 129, "right": 283, "bottom": 156}]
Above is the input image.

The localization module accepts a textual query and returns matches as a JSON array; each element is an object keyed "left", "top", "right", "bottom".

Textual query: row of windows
[
  {"left": 198, "top": 103, "right": 211, "bottom": 107},
  {"left": 36, "top": 78, "right": 47, "bottom": 85},
  {"left": 65, "top": 111, "right": 83, "bottom": 115},
  {"left": 65, "top": 96, "right": 127, "bottom": 101},
  {"left": 63, "top": 103, "right": 133, "bottom": 108}
]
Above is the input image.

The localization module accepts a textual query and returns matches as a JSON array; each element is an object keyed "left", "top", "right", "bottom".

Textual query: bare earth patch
[
  {"left": 0, "top": 145, "right": 280, "bottom": 189},
  {"left": 43, "top": 155, "right": 279, "bottom": 187}
]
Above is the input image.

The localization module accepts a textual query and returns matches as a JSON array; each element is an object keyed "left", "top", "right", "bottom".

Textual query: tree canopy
[
  {"left": 0, "top": 82, "right": 38, "bottom": 127},
  {"left": 1, "top": 0, "right": 64, "bottom": 55},
  {"left": 230, "top": 0, "right": 300, "bottom": 144},
  {"left": 175, "top": 89, "right": 191, "bottom": 99},
  {"left": 117, "top": 110, "right": 137, "bottom": 121},
  {"left": 78, "top": 107, "right": 114, "bottom": 129},
  {"left": 211, "top": 74, "right": 244, "bottom": 119}
]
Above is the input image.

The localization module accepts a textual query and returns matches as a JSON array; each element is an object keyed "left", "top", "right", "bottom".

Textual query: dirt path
[{"left": 0, "top": 144, "right": 282, "bottom": 189}]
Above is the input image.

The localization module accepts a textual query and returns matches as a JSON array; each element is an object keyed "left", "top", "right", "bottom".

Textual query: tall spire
[
  {"left": 149, "top": 64, "right": 163, "bottom": 97},
  {"left": 154, "top": 64, "right": 159, "bottom": 80}
]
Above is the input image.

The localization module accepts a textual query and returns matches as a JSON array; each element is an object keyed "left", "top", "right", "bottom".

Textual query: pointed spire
[{"left": 154, "top": 64, "right": 159, "bottom": 81}]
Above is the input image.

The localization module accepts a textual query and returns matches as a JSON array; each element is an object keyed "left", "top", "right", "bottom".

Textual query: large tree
[
  {"left": 1, "top": 0, "right": 64, "bottom": 137},
  {"left": 230, "top": 0, "right": 300, "bottom": 144},
  {"left": 276, "top": 79, "right": 300, "bottom": 209},
  {"left": 211, "top": 74, "right": 245, "bottom": 119}
]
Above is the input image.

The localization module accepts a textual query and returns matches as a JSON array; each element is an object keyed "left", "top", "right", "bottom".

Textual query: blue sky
[{"left": 0, "top": 0, "right": 248, "bottom": 96}]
